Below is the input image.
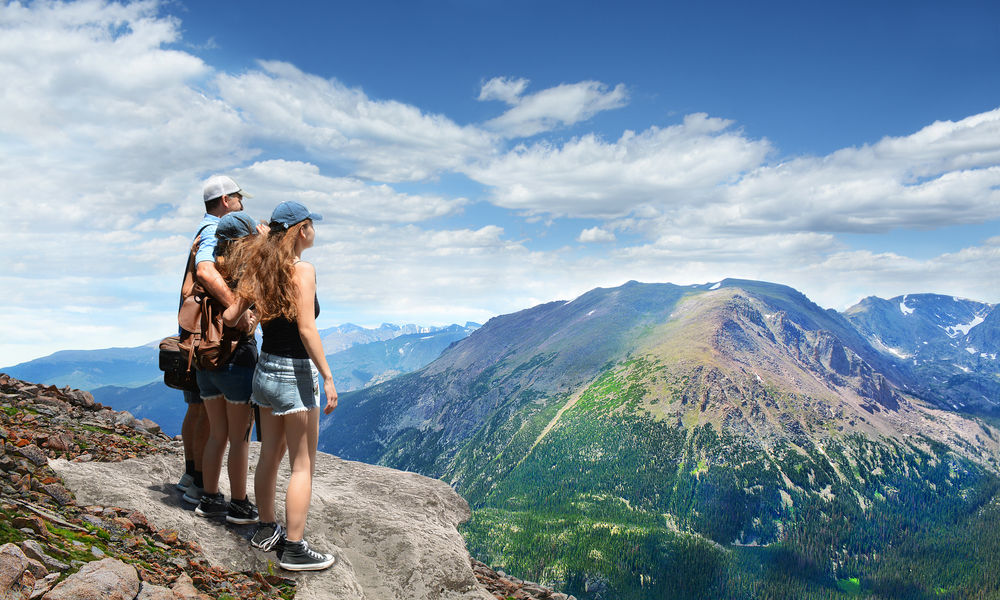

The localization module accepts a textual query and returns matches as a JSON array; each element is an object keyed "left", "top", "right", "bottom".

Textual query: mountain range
[
  {"left": 319, "top": 279, "right": 1000, "bottom": 599},
  {"left": 0, "top": 322, "right": 478, "bottom": 435}
]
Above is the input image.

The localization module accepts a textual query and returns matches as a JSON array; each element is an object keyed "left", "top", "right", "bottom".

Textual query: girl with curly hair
[{"left": 224, "top": 201, "right": 337, "bottom": 571}]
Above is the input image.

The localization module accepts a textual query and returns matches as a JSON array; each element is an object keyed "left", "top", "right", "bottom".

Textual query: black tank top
[{"left": 260, "top": 295, "right": 320, "bottom": 359}]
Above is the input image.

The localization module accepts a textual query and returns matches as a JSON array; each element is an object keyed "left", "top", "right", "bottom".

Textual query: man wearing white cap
[{"left": 176, "top": 175, "right": 253, "bottom": 504}]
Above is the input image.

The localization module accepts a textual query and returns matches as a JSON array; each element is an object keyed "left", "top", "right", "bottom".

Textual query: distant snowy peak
[
  {"left": 843, "top": 291, "right": 999, "bottom": 413},
  {"left": 885, "top": 293, "right": 993, "bottom": 330},
  {"left": 845, "top": 292, "right": 996, "bottom": 353},
  {"left": 319, "top": 322, "right": 481, "bottom": 354}
]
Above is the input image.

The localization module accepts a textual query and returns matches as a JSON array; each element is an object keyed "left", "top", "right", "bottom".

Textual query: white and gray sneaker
[
  {"left": 279, "top": 539, "right": 335, "bottom": 571},
  {"left": 175, "top": 473, "right": 193, "bottom": 492},
  {"left": 182, "top": 485, "right": 204, "bottom": 505},
  {"left": 250, "top": 522, "right": 284, "bottom": 552}
]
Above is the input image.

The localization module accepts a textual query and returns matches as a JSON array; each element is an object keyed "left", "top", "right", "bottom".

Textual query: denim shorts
[
  {"left": 252, "top": 351, "right": 319, "bottom": 416},
  {"left": 196, "top": 363, "right": 254, "bottom": 404}
]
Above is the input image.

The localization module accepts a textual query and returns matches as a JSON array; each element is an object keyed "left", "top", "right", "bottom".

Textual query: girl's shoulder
[{"left": 292, "top": 259, "right": 315, "bottom": 279}]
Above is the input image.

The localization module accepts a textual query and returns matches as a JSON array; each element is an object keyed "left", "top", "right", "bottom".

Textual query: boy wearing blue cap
[{"left": 177, "top": 176, "right": 254, "bottom": 511}]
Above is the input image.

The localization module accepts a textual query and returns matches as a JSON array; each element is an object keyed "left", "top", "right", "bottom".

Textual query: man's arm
[{"left": 196, "top": 261, "right": 236, "bottom": 307}]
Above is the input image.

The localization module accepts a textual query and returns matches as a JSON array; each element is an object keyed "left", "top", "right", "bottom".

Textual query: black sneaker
[
  {"left": 250, "top": 522, "right": 285, "bottom": 552},
  {"left": 194, "top": 492, "right": 227, "bottom": 518},
  {"left": 278, "top": 539, "right": 335, "bottom": 571},
  {"left": 227, "top": 497, "right": 259, "bottom": 524}
]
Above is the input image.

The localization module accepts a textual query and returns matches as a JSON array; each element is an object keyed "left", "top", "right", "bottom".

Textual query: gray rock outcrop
[
  {"left": 42, "top": 557, "right": 139, "bottom": 600},
  {"left": 50, "top": 443, "right": 492, "bottom": 600}
]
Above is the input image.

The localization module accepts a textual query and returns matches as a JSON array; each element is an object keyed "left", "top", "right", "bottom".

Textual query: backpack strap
[{"left": 178, "top": 223, "right": 214, "bottom": 309}]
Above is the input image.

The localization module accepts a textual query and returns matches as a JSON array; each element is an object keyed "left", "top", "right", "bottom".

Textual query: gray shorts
[{"left": 251, "top": 351, "right": 319, "bottom": 416}]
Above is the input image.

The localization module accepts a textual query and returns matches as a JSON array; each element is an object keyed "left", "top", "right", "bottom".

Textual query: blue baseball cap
[
  {"left": 216, "top": 211, "right": 257, "bottom": 241},
  {"left": 270, "top": 201, "right": 323, "bottom": 229}
]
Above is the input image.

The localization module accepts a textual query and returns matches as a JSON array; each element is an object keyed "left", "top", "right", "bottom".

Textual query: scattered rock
[
  {"left": 14, "top": 445, "right": 47, "bottom": 467},
  {"left": 0, "top": 375, "right": 290, "bottom": 600},
  {"left": 471, "top": 559, "right": 565, "bottom": 600},
  {"left": 41, "top": 484, "right": 74, "bottom": 506},
  {"left": 12, "top": 516, "right": 47, "bottom": 538},
  {"left": 31, "top": 572, "right": 61, "bottom": 599},
  {"left": 19, "top": 540, "right": 67, "bottom": 572},
  {"left": 136, "top": 581, "right": 176, "bottom": 600},
  {"left": 170, "top": 572, "right": 211, "bottom": 600}
]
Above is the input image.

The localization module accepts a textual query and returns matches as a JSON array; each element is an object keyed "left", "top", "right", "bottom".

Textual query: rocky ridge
[{"left": 0, "top": 373, "right": 563, "bottom": 600}]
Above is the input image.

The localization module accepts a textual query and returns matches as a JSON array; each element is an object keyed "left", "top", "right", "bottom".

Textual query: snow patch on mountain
[
  {"left": 886, "top": 346, "right": 912, "bottom": 359},
  {"left": 869, "top": 336, "right": 912, "bottom": 359},
  {"left": 899, "top": 296, "right": 915, "bottom": 316},
  {"left": 945, "top": 316, "right": 985, "bottom": 338}
]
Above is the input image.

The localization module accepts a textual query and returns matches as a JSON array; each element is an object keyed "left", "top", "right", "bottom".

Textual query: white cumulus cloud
[
  {"left": 467, "top": 113, "right": 771, "bottom": 218},
  {"left": 720, "top": 109, "right": 1000, "bottom": 233},
  {"left": 478, "top": 76, "right": 530, "bottom": 104},
  {"left": 481, "top": 78, "right": 629, "bottom": 138},
  {"left": 218, "top": 61, "right": 497, "bottom": 182},
  {"left": 578, "top": 227, "right": 616, "bottom": 243}
]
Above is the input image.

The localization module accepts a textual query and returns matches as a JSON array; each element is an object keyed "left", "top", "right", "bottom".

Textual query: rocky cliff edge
[{"left": 0, "top": 373, "right": 501, "bottom": 600}]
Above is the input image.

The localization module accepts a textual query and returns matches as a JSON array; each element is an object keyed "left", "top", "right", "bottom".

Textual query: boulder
[
  {"left": 0, "top": 543, "right": 34, "bottom": 600},
  {"left": 41, "top": 557, "right": 139, "bottom": 600}
]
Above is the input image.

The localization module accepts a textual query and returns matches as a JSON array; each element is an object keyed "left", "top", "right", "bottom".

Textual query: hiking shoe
[
  {"left": 226, "top": 497, "right": 259, "bottom": 524},
  {"left": 250, "top": 522, "right": 285, "bottom": 552},
  {"left": 182, "top": 485, "right": 204, "bottom": 505},
  {"left": 175, "top": 472, "right": 193, "bottom": 492},
  {"left": 278, "top": 539, "right": 335, "bottom": 571},
  {"left": 194, "top": 492, "right": 228, "bottom": 518}
]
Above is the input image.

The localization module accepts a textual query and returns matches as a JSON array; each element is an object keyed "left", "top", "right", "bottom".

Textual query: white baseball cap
[{"left": 203, "top": 175, "right": 252, "bottom": 202}]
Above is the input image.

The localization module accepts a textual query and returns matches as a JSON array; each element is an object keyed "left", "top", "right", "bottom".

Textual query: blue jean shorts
[
  {"left": 196, "top": 363, "right": 254, "bottom": 404},
  {"left": 252, "top": 351, "right": 319, "bottom": 416}
]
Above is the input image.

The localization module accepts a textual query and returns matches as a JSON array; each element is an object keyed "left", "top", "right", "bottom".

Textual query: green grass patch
[{"left": 835, "top": 577, "right": 861, "bottom": 595}]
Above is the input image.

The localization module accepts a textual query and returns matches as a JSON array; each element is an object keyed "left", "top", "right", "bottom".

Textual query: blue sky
[{"left": 1, "top": 0, "right": 999, "bottom": 367}]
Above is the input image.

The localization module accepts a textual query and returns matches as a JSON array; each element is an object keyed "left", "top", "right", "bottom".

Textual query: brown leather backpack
[
  {"left": 159, "top": 333, "right": 197, "bottom": 391},
  {"left": 175, "top": 227, "right": 241, "bottom": 372}
]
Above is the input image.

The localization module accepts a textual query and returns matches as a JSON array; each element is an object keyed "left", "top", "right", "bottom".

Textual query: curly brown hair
[{"left": 235, "top": 220, "right": 310, "bottom": 323}]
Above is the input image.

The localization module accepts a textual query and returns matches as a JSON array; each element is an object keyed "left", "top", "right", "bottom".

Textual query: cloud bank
[{"left": 0, "top": 0, "right": 997, "bottom": 367}]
